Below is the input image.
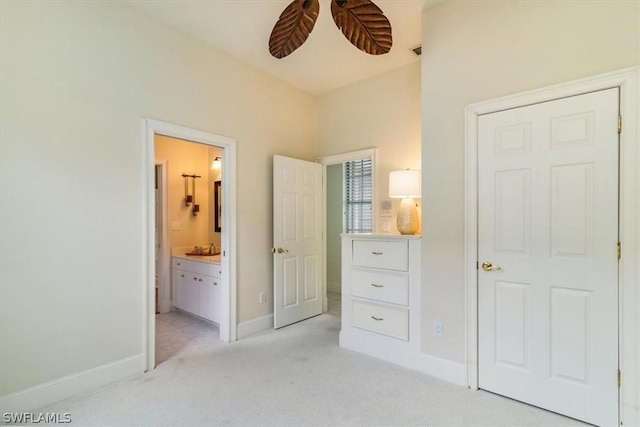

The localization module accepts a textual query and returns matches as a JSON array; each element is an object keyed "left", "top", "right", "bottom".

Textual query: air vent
[{"left": 411, "top": 45, "right": 422, "bottom": 56}]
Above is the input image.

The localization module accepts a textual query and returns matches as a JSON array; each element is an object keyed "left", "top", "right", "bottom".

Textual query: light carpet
[{"left": 34, "top": 307, "right": 586, "bottom": 426}]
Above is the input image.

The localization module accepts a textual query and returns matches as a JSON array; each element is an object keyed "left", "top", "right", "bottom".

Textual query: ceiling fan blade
[
  {"left": 330, "top": 0, "right": 392, "bottom": 55},
  {"left": 269, "top": 0, "right": 320, "bottom": 59}
]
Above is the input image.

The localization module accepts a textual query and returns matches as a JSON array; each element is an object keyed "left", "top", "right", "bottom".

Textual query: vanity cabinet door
[
  {"left": 175, "top": 268, "right": 198, "bottom": 314},
  {"left": 172, "top": 268, "right": 188, "bottom": 311},
  {"left": 199, "top": 274, "right": 221, "bottom": 324}
]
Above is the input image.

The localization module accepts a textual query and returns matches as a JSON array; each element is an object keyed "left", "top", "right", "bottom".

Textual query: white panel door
[
  {"left": 273, "top": 155, "right": 323, "bottom": 328},
  {"left": 478, "top": 88, "right": 619, "bottom": 426}
]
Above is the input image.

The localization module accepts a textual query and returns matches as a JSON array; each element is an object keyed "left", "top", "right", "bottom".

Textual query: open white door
[{"left": 273, "top": 155, "right": 323, "bottom": 329}]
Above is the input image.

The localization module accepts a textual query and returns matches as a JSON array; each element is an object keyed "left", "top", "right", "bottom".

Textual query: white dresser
[{"left": 340, "top": 234, "right": 421, "bottom": 366}]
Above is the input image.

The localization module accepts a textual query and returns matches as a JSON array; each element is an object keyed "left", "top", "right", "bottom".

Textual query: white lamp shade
[{"left": 389, "top": 170, "right": 421, "bottom": 198}]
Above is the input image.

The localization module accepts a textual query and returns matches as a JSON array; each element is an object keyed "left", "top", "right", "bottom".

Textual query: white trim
[
  {"left": 0, "top": 354, "right": 144, "bottom": 413},
  {"left": 339, "top": 330, "right": 466, "bottom": 385},
  {"left": 142, "top": 119, "right": 238, "bottom": 372},
  {"left": 316, "top": 147, "right": 377, "bottom": 165},
  {"left": 464, "top": 67, "right": 639, "bottom": 426},
  {"left": 316, "top": 148, "right": 378, "bottom": 313},
  {"left": 236, "top": 314, "right": 274, "bottom": 339}
]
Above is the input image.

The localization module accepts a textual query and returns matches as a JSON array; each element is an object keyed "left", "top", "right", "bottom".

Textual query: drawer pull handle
[
  {"left": 371, "top": 283, "right": 384, "bottom": 288},
  {"left": 177, "top": 262, "right": 181, "bottom": 265},
  {"left": 371, "top": 251, "right": 383, "bottom": 255},
  {"left": 371, "top": 316, "right": 384, "bottom": 321}
]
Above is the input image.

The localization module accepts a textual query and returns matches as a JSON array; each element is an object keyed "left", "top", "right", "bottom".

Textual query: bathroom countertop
[{"left": 172, "top": 253, "right": 221, "bottom": 264}]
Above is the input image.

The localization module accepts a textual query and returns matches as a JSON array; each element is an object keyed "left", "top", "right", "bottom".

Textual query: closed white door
[
  {"left": 478, "top": 88, "right": 619, "bottom": 426},
  {"left": 273, "top": 155, "right": 323, "bottom": 328}
]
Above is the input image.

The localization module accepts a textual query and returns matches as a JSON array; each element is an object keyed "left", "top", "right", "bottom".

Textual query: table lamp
[{"left": 389, "top": 169, "right": 421, "bottom": 235}]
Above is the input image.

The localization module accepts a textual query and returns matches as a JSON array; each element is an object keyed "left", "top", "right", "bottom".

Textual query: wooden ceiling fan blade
[
  {"left": 269, "top": 0, "right": 320, "bottom": 59},
  {"left": 330, "top": 0, "right": 392, "bottom": 55}
]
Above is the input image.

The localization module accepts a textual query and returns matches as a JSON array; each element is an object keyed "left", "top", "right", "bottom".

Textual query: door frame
[
  {"left": 316, "top": 148, "right": 377, "bottom": 312},
  {"left": 142, "top": 118, "right": 238, "bottom": 371},
  {"left": 155, "top": 159, "right": 171, "bottom": 314},
  {"left": 464, "top": 67, "right": 639, "bottom": 425}
]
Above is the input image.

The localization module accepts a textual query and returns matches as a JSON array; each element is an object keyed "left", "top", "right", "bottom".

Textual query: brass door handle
[
  {"left": 482, "top": 261, "right": 502, "bottom": 272},
  {"left": 273, "top": 247, "right": 289, "bottom": 254}
]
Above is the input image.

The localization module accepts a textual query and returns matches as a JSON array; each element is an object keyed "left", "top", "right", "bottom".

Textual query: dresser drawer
[
  {"left": 351, "top": 300, "right": 409, "bottom": 340},
  {"left": 350, "top": 269, "right": 409, "bottom": 306},
  {"left": 351, "top": 239, "right": 408, "bottom": 271}
]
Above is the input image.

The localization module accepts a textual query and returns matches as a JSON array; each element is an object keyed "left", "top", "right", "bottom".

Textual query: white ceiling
[{"left": 124, "top": 0, "right": 434, "bottom": 95}]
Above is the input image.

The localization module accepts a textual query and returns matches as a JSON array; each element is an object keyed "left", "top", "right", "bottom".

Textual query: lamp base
[{"left": 397, "top": 198, "right": 419, "bottom": 235}]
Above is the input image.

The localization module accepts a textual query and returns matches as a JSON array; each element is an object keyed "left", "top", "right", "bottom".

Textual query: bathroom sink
[{"left": 185, "top": 251, "right": 221, "bottom": 256}]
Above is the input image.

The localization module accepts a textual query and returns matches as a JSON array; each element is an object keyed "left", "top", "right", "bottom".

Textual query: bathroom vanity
[{"left": 172, "top": 254, "right": 222, "bottom": 324}]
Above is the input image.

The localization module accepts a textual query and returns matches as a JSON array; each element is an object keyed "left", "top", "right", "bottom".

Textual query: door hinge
[
  {"left": 617, "top": 242, "right": 621, "bottom": 260},
  {"left": 618, "top": 370, "right": 621, "bottom": 388},
  {"left": 618, "top": 115, "right": 622, "bottom": 134},
  {"left": 476, "top": 261, "right": 479, "bottom": 270}
]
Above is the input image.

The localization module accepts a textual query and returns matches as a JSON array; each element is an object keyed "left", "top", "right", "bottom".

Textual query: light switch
[{"left": 171, "top": 221, "right": 181, "bottom": 231}]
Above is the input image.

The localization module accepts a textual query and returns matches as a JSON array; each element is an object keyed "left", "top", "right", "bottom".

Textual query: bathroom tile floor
[{"left": 155, "top": 310, "right": 223, "bottom": 365}]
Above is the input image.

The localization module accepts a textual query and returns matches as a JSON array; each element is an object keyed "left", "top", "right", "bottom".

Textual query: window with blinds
[{"left": 344, "top": 158, "right": 372, "bottom": 233}]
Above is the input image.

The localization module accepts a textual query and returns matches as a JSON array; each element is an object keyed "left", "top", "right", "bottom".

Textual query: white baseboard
[
  {"left": 160, "top": 298, "right": 172, "bottom": 314},
  {"left": 0, "top": 354, "right": 144, "bottom": 414},
  {"left": 236, "top": 314, "right": 273, "bottom": 339},
  {"left": 404, "top": 350, "right": 467, "bottom": 386},
  {"left": 327, "top": 281, "right": 342, "bottom": 294},
  {"left": 621, "top": 402, "right": 639, "bottom": 427},
  {"left": 339, "top": 330, "right": 466, "bottom": 386}
]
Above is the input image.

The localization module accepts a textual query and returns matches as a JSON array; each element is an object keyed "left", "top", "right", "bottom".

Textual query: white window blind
[{"left": 344, "top": 158, "right": 372, "bottom": 233}]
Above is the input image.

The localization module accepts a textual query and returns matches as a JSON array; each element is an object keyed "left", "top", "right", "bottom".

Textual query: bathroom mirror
[{"left": 214, "top": 180, "right": 222, "bottom": 232}]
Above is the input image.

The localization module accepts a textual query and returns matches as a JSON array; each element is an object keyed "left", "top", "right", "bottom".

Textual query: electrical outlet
[
  {"left": 171, "top": 221, "right": 181, "bottom": 231},
  {"left": 259, "top": 292, "right": 266, "bottom": 304},
  {"left": 433, "top": 321, "right": 443, "bottom": 337}
]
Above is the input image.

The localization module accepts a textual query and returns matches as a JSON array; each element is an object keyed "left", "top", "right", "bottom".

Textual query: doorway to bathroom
[
  {"left": 154, "top": 136, "right": 225, "bottom": 365},
  {"left": 143, "top": 119, "right": 237, "bottom": 371}
]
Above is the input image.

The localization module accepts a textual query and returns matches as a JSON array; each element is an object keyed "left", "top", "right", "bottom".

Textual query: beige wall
[
  {"left": 420, "top": 0, "right": 639, "bottom": 363},
  {"left": 155, "top": 135, "right": 217, "bottom": 250},
  {"left": 0, "top": 1, "right": 315, "bottom": 394},
  {"left": 316, "top": 62, "right": 422, "bottom": 233}
]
